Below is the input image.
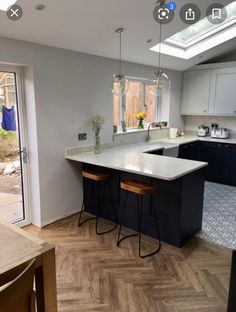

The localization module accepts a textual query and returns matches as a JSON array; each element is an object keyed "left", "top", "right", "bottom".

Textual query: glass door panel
[{"left": 0, "top": 71, "right": 27, "bottom": 224}]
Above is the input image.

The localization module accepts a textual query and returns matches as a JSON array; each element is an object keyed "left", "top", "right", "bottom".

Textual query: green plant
[
  {"left": 0, "top": 128, "right": 18, "bottom": 160},
  {"left": 0, "top": 128, "right": 17, "bottom": 141}
]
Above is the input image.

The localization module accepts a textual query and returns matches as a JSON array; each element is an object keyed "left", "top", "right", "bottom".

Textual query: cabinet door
[
  {"left": 181, "top": 70, "right": 211, "bottom": 115},
  {"left": 228, "top": 145, "right": 236, "bottom": 183},
  {"left": 209, "top": 68, "right": 236, "bottom": 116},
  {"left": 178, "top": 142, "right": 198, "bottom": 160},
  {"left": 198, "top": 142, "right": 223, "bottom": 180}
]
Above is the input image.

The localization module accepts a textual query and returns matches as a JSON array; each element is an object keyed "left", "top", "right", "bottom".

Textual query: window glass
[
  {"left": 112, "top": 79, "right": 158, "bottom": 130},
  {"left": 125, "top": 81, "right": 142, "bottom": 127},
  {"left": 112, "top": 95, "right": 120, "bottom": 127},
  {"left": 145, "top": 85, "right": 156, "bottom": 124}
]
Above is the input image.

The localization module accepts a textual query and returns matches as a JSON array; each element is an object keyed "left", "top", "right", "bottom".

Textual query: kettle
[{"left": 198, "top": 125, "right": 209, "bottom": 137}]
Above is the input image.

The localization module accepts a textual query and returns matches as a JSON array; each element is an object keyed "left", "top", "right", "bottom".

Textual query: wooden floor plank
[{"left": 25, "top": 214, "right": 232, "bottom": 312}]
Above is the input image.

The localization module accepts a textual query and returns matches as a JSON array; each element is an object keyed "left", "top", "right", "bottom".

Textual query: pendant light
[
  {"left": 112, "top": 28, "right": 129, "bottom": 97},
  {"left": 150, "top": 0, "right": 170, "bottom": 96}
]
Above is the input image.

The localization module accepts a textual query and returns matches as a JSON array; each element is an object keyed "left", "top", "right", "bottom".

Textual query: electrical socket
[{"left": 78, "top": 133, "right": 87, "bottom": 141}]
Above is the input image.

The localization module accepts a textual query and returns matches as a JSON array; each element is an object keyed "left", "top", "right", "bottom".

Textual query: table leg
[{"left": 35, "top": 248, "right": 57, "bottom": 312}]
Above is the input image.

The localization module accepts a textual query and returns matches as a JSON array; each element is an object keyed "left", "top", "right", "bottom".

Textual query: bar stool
[
  {"left": 78, "top": 170, "right": 117, "bottom": 234},
  {"left": 117, "top": 180, "right": 161, "bottom": 258}
]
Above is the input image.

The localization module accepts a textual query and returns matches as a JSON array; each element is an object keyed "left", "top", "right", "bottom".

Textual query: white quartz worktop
[
  {"left": 65, "top": 140, "right": 208, "bottom": 181},
  {"left": 156, "top": 134, "right": 236, "bottom": 145}
]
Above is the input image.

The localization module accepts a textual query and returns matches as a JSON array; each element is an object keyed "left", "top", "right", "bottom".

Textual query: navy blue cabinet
[
  {"left": 229, "top": 145, "right": 236, "bottom": 183},
  {"left": 178, "top": 142, "right": 199, "bottom": 160},
  {"left": 198, "top": 142, "right": 229, "bottom": 181},
  {"left": 179, "top": 141, "right": 236, "bottom": 185}
]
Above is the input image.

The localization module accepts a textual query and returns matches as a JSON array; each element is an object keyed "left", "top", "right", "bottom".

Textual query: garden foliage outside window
[{"left": 113, "top": 79, "right": 157, "bottom": 129}]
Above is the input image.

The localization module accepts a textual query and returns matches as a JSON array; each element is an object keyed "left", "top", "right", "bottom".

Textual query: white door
[
  {"left": 209, "top": 68, "right": 236, "bottom": 116},
  {"left": 0, "top": 65, "right": 30, "bottom": 226},
  {"left": 181, "top": 70, "right": 211, "bottom": 115}
]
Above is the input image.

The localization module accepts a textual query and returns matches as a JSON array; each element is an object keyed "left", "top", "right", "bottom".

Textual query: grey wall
[
  {"left": 0, "top": 36, "right": 183, "bottom": 226},
  {"left": 202, "top": 49, "right": 236, "bottom": 64}
]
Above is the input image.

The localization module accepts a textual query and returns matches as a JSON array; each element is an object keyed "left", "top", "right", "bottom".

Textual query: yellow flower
[{"left": 135, "top": 112, "right": 146, "bottom": 120}]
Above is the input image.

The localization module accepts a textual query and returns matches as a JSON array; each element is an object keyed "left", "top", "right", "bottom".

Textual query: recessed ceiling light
[
  {"left": 35, "top": 4, "right": 45, "bottom": 11},
  {"left": 0, "top": 0, "right": 17, "bottom": 11}
]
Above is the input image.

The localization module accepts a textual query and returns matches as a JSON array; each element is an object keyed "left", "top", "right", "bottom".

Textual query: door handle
[{"left": 17, "top": 147, "right": 27, "bottom": 164}]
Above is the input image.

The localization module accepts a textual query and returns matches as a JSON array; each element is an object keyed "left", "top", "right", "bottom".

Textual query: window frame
[{"left": 116, "top": 76, "right": 158, "bottom": 131}]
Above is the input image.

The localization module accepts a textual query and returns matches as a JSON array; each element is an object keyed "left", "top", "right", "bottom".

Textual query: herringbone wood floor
[{"left": 25, "top": 214, "right": 232, "bottom": 312}]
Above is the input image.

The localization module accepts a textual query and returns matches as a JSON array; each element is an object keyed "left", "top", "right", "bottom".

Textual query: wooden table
[{"left": 0, "top": 219, "right": 57, "bottom": 312}]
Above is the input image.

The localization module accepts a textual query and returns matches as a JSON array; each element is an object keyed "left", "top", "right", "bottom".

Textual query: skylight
[
  {"left": 0, "top": 0, "right": 17, "bottom": 11},
  {"left": 151, "top": 2, "right": 236, "bottom": 59}
]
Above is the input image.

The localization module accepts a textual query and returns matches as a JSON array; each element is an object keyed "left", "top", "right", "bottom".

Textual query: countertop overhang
[{"left": 65, "top": 138, "right": 208, "bottom": 181}]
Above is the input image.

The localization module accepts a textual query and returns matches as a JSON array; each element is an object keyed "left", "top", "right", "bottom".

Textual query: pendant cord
[
  {"left": 158, "top": 2, "right": 163, "bottom": 72},
  {"left": 119, "top": 31, "right": 122, "bottom": 75}
]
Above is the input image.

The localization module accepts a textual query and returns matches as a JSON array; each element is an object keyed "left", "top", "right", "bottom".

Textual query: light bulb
[{"left": 112, "top": 74, "right": 129, "bottom": 97}]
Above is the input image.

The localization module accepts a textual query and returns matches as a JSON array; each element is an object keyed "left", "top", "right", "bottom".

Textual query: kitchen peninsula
[{"left": 66, "top": 142, "right": 208, "bottom": 247}]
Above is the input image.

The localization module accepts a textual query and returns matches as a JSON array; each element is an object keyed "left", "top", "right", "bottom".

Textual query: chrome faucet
[{"left": 147, "top": 122, "right": 155, "bottom": 142}]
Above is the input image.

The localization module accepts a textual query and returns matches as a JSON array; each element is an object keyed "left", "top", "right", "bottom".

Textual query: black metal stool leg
[
  {"left": 117, "top": 191, "right": 138, "bottom": 247},
  {"left": 78, "top": 178, "right": 96, "bottom": 227},
  {"left": 139, "top": 195, "right": 161, "bottom": 258},
  {"left": 138, "top": 195, "right": 143, "bottom": 258},
  {"left": 109, "top": 179, "right": 118, "bottom": 225},
  {"left": 96, "top": 179, "right": 118, "bottom": 235}
]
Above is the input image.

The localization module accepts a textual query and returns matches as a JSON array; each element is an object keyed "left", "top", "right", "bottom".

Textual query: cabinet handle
[
  {"left": 203, "top": 110, "right": 206, "bottom": 113},
  {"left": 225, "top": 145, "right": 229, "bottom": 148},
  {"left": 234, "top": 111, "right": 236, "bottom": 114},
  {"left": 218, "top": 144, "right": 221, "bottom": 147}
]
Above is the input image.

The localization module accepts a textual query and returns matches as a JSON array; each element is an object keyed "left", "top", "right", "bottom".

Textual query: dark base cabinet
[
  {"left": 82, "top": 163, "right": 205, "bottom": 248},
  {"left": 178, "top": 141, "right": 236, "bottom": 186},
  {"left": 178, "top": 141, "right": 199, "bottom": 160}
]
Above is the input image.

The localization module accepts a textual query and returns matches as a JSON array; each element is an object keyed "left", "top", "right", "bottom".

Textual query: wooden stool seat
[
  {"left": 79, "top": 170, "right": 117, "bottom": 235},
  {"left": 121, "top": 180, "right": 158, "bottom": 196},
  {"left": 82, "top": 170, "right": 111, "bottom": 182},
  {"left": 117, "top": 179, "right": 161, "bottom": 258}
]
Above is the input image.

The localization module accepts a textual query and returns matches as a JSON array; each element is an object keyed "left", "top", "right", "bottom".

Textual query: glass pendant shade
[
  {"left": 150, "top": 69, "right": 170, "bottom": 96},
  {"left": 112, "top": 74, "right": 129, "bottom": 97},
  {"left": 150, "top": 1, "right": 170, "bottom": 97}
]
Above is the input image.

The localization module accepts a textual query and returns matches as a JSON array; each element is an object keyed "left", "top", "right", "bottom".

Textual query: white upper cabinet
[
  {"left": 209, "top": 68, "right": 236, "bottom": 116},
  {"left": 181, "top": 70, "right": 211, "bottom": 115},
  {"left": 181, "top": 64, "right": 236, "bottom": 116}
]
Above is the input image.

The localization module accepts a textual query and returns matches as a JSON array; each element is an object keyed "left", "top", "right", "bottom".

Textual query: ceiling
[{"left": 0, "top": 0, "right": 234, "bottom": 71}]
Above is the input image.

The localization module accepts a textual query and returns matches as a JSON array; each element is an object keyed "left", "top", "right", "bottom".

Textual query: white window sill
[{"left": 113, "top": 127, "right": 169, "bottom": 136}]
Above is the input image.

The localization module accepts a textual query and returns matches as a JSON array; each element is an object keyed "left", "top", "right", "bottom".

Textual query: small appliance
[
  {"left": 211, "top": 128, "right": 230, "bottom": 139},
  {"left": 198, "top": 125, "right": 209, "bottom": 137}
]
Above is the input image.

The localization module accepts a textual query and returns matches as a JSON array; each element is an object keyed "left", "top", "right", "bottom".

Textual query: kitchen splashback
[{"left": 185, "top": 116, "right": 236, "bottom": 134}]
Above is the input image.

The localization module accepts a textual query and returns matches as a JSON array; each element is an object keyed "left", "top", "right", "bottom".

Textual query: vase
[
  {"left": 121, "top": 120, "right": 126, "bottom": 132},
  {"left": 94, "top": 131, "right": 101, "bottom": 154},
  {"left": 137, "top": 119, "right": 144, "bottom": 129}
]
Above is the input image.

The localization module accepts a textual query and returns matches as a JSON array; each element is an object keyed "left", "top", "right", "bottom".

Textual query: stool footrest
[
  {"left": 78, "top": 216, "right": 97, "bottom": 227},
  {"left": 96, "top": 223, "right": 118, "bottom": 235},
  {"left": 117, "top": 233, "right": 138, "bottom": 246},
  {"left": 139, "top": 240, "right": 161, "bottom": 259}
]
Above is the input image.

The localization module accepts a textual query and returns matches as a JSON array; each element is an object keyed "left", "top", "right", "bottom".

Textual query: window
[
  {"left": 113, "top": 79, "right": 157, "bottom": 129},
  {"left": 151, "top": 2, "right": 236, "bottom": 59}
]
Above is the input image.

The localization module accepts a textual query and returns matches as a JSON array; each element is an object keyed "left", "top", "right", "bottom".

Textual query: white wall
[
  {"left": 168, "top": 70, "right": 185, "bottom": 131},
  {"left": 185, "top": 116, "right": 236, "bottom": 134},
  {"left": 0, "top": 36, "right": 183, "bottom": 226}
]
